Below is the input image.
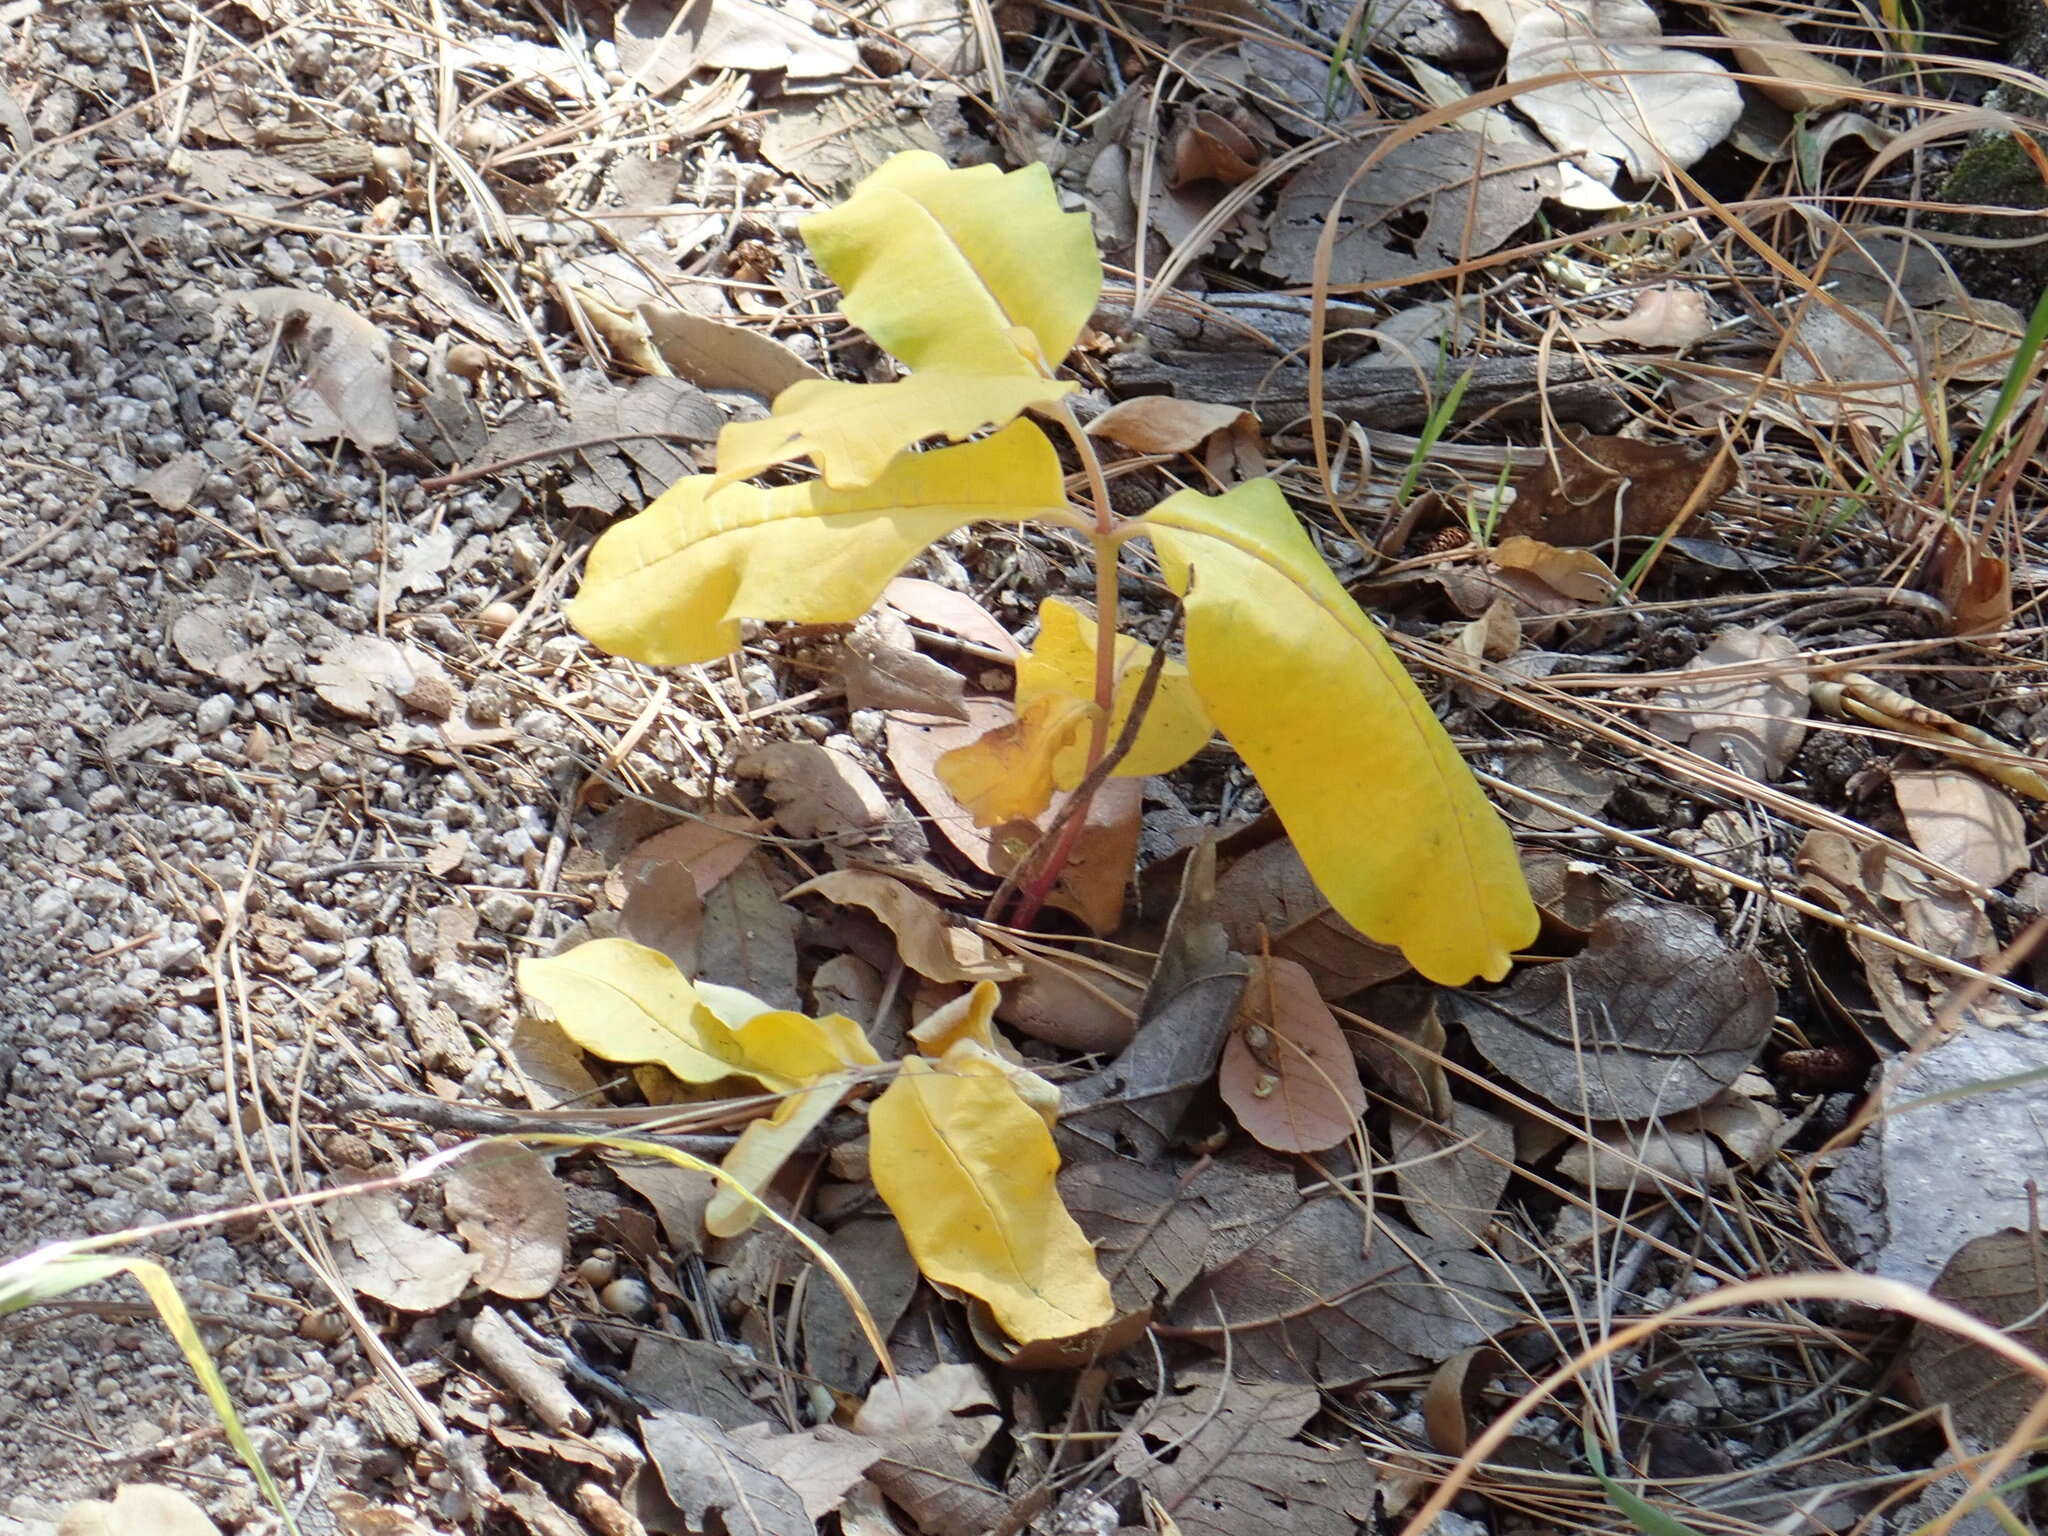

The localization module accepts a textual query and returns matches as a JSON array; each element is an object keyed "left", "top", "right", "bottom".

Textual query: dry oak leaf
[
  {"left": 60, "top": 1486, "right": 223, "bottom": 1536},
  {"left": 1215, "top": 836, "right": 1411, "bottom": 998},
  {"left": 1219, "top": 956, "right": 1369, "bottom": 1153},
  {"left": 1390, "top": 1101, "right": 1515, "bottom": 1243},
  {"left": 1087, "top": 395, "right": 1256, "bottom": 454},
  {"left": 1913, "top": 1228, "right": 2048, "bottom": 1446},
  {"left": 1646, "top": 626, "right": 1809, "bottom": 781},
  {"left": 1267, "top": 130, "right": 1556, "bottom": 285},
  {"left": 1114, "top": 1371, "right": 1377, "bottom": 1536},
  {"left": 1566, "top": 285, "right": 1714, "bottom": 348},
  {"left": 640, "top": 1409, "right": 811, "bottom": 1536},
  {"left": 443, "top": 1144, "right": 570, "bottom": 1300},
  {"left": 1442, "top": 898, "right": 1775, "bottom": 1118},
  {"left": 1506, "top": 0, "right": 1742, "bottom": 182},
  {"left": 1895, "top": 768, "right": 2029, "bottom": 888},
  {"left": 325, "top": 1175, "right": 478, "bottom": 1311},
  {"left": 231, "top": 288, "right": 400, "bottom": 451},
  {"left": 1166, "top": 1190, "right": 1521, "bottom": 1386},
  {"left": 786, "top": 868, "right": 1021, "bottom": 983},
  {"left": 840, "top": 608, "right": 969, "bottom": 720},
  {"left": 1709, "top": 7, "right": 1860, "bottom": 113},
  {"left": 1499, "top": 431, "right": 1737, "bottom": 547}
]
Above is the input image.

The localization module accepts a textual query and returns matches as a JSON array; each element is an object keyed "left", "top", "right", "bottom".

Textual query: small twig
[
  {"left": 418, "top": 430, "right": 712, "bottom": 491},
  {"left": 993, "top": 598, "right": 1185, "bottom": 927},
  {"left": 337, "top": 1092, "right": 740, "bottom": 1156}
]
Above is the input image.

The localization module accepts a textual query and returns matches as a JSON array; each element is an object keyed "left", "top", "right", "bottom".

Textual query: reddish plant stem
[{"left": 1006, "top": 402, "right": 1123, "bottom": 929}]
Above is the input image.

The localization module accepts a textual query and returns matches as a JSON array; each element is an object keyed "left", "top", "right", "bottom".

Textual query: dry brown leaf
[
  {"left": 620, "top": 857, "right": 705, "bottom": 975},
  {"left": 731, "top": 1425, "right": 883, "bottom": 1522},
  {"left": 841, "top": 608, "right": 969, "bottom": 720},
  {"left": 1443, "top": 898, "right": 1776, "bottom": 1118},
  {"left": 616, "top": 0, "right": 857, "bottom": 90},
  {"left": 1390, "top": 1101, "right": 1514, "bottom": 1242},
  {"left": 801, "top": 1217, "right": 919, "bottom": 1392},
  {"left": 1647, "top": 627, "right": 1809, "bottom": 781},
  {"left": 232, "top": 288, "right": 400, "bottom": 451},
  {"left": 1455, "top": 595, "right": 1522, "bottom": 662},
  {"left": 1063, "top": 842, "right": 1251, "bottom": 1161},
  {"left": 696, "top": 856, "right": 803, "bottom": 1011},
  {"left": 1087, "top": 395, "right": 1257, "bottom": 456},
  {"left": 505, "top": 1016, "right": 605, "bottom": 1109},
  {"left": 1215, "top": 837, "right": 1411, "bottom": 998},
  {"left": 309, "top": 637, "right": 460, "bottom": 723},
  {"left": 613, "top": 815, "right": 765, "bottom": 905},
  {"left": 996, "top": 951, "right": 1142, "bottom": 1053},
  {"left": 1501, "top": 432, "right": 1737, "bottom": 547},
  {"left": 1925, "top": 522, "right": 2012, "bottom": 638},
  {"left": 1348, "top": 983, "right": 1453, "bottom": 1119},
  {"left": 1914, "top": 1228, "right": 2048, "bottom": 1445},
  {"left": 1710, "top": 7, "right": 1859, "bottom": 112},
  {"left": 1172, "top": 108, "right": 1262, "bottom": 186},
  {"left": 888, "top": 700, "right": 1012, "bottom": 872},
  {"left": 736, "top": 741, "right": 893, "bottom": 845},
  {"left": 61, "top": 1486, "right": 223, "bottom": 1536},
  {"left": 1556, "top": 1121, "right": 1732, "bottom": 1189},
  {"left": 641, "top": 1410, "right": 811, "bottom": 1536},
  {"left": 1487, "top": 535, "right": 1620, "bottom": 604},
  {"left": 1219, "top": 957, "right": 1368, "bottom": 1153},
  {"left": 1114, "top": 1371, "right": 1378, "bottom": 1536},
  {"left": 1506, "top": 0, "right": 1742, "bottom": 182},
  {"left": 641, "top": 306, "right": 825, "bottom": 395},
  {"left": 1566, "top": 285, "right": 1714, "bottom": 348},
  {"left": 1894, "top": 768, "right": 2028, "bottom": 888},
  {"left": 1165, "top": 1194, "right": 1519, "bottom": 1385},
  {"left": 1501, "top": 742, "right": 1615, "bottom": 832},
  {"left": 1777, "top": 304, "right": 1919, "bottom": 435},
  {"left": 444, "top": 1146, "right": 569, "bottom": 1300},
  {"left": 786, "top": 868, "right": 1020, "bottom": 982},
  {"left": 1421, "top": 1345, "right": 1511, "bottom": 1457},
  {"left": 883, "top": 578, "right": 1021, "bottom": 657},
  {"left": 1268, "top": 131, "right": 1555, "bottom": 284},
  {"left": 326, "top": 1175, "right": 478, "bottom": 1311}
]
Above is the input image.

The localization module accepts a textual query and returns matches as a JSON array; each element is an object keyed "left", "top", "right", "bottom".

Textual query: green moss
[{"left": 1943, "top": 131, "right": 2048, "bottom": 210}]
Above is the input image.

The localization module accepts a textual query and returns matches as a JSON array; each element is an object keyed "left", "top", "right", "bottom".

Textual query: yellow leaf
[
  {"left": 1018, "top": 598, "right": 1213, "bottom": 787},
  {"left": 705, "top": 1077, "right": 852, "bottom": 1238},
  {"left": 690, "top": 979, "right": 882, "bottom": 1078},
  {"left": 936, "top": 691, "right": 1099, "bottom": 826},
  {"left": 569, "top": 422, "right": 1070, "bottom": 666},
  {"left": 1139, "top": 481, "right": 1536, "bottom": 985},
  {"left": 869, "top": 1055, "right": 1113, "bottom": 1342},
  {"left": 802, "top": 151, "right": 1101, "bottom": 378},
  {"left": 715, "top": 373, "right": 1076, "bottom": 491},
  {"left": 908, "top": 980, "right": 1062, "bottom": 1128},
  {"left": 517, "top": 939, "right": 754, "bottom": 1084}
]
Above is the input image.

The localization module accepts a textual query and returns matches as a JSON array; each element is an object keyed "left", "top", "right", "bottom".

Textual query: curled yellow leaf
[
  {"left": 801, "top": 151, "right": 1101, "bottom": 378},
  {"left": 1138, "top": 481, "right": 1536, "bottom": 985},
  {"left": 706, "top": 1077, "right": 852, "bottom": 1238},
  {"left": 936, "top": 691, "right": 1099, "bottom": 827},
  {"left": 569, "top": 422, "right": 1068, "bottom": 666},
  {"left": 869, "top": 1055, "right": 1113, "bottom": 1343},
  {"left": 1019, "top": 598, "right": 1213, "bottom": 787}
]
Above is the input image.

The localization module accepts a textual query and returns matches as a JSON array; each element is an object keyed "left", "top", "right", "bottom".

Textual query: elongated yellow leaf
[
  {"left": 1138, "top": 481, "right": 1536, "bottom": 985},
  {"left": 870, "top": 1055, "right": 1113, "bottom": 1342},
  {"left": 516, "top": 939, "right": 757, "bottom": 1084},
  {"left": 802, "top": 151, "right": 1101, "bottom": 378},
  {"left": 1019, "top": 598, "right": 1214, "bottom": 786},
  {"left": 715, "top": 373, "right": 1076, "bottom": 491},
  {"left": 706, "top": 1076, "right": 853, "bottom": 1238},
  {"left": 569, "top": 422, "right": 1068, "bottom": 666}
]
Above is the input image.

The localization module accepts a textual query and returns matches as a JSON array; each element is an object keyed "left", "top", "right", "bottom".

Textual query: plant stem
[{"left": 1006, "top": 401, "right": 1123, "bottom": 929}]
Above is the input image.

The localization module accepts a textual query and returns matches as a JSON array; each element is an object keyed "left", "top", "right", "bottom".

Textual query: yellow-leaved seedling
[
  {"left": 516, "top": 945, "right": 1111, "bottom": 1340},
  {"left": 569, "top": 147, "right": 1536, "bottom": 985}
]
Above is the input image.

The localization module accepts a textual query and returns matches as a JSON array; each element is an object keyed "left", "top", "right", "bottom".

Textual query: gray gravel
[{"left": 0, "top": 4, "right": 624, "bottom": 1520}]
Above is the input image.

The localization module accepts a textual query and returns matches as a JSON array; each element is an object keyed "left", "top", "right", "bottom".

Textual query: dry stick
[
  {"left": 991, "top": 599, "right": 1182, "bottom": 929},
  {"left": 418, "top": 430, "right": 712, "bottom": 491}
]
